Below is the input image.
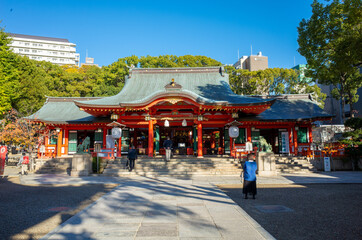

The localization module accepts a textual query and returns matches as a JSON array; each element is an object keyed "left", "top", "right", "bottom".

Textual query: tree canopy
[
  {"left": 226, "top": 66, "right": 326, "bottom": 107},
  {"left": 298, "top": 0, "right": 362, "bottom": 120}
]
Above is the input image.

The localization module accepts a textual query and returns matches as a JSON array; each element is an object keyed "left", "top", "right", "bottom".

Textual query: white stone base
[
  {"left": 70, "top": 153, "right": 92, "bottom": 176},
  {"left": 257, "top": 152, "right": 277, "bottom": 177}
]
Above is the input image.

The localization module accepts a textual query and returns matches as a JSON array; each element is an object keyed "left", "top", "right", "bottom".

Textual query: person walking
[
  {"left": 127, "top": 146, "right": 137, "bottom": 172},
  {"left": 242, "top": 153, "right": 257, "bottom": 199},
  {"left": 163, "top": 136, "right": 173, "bottom": 162}
]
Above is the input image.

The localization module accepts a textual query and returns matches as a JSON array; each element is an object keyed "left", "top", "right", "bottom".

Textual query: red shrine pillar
[
  {"left": 148, "top": 120, "right": 154, "bottom": 157},
  {"left": 308, "top": 126, "right": 313, "bottom": 144},
  {"left": 197, "top": 122, "right": 203, "bottom": 158},
  {"left": 246, "top": 127, "right": 252, "bottom": 142},
  {"left": 288, "top": 127, "right": 293, "bottom": 155},
  {"left": 117, "top": 137, "right": 122, "bottom": 157},
  {"left": 56, "top": 129, "right": 63, "bottom": 157},
  {"left": 293, "top": 126, "right": 298, "bottom": 155},
  {"left": 64, "top": 128, "right": 68, "bottom": 155},
  {"left": 103, "top": 127, "right": 107, "bottom": 149}
]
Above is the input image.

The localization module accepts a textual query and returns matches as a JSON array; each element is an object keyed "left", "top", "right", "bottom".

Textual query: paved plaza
[{"left": 2, "top": 167, "right": 362, "bottom": 239}]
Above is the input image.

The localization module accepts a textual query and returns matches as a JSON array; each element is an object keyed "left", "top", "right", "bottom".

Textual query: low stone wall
[{"left": 311, "top": 157, "right": 362, "bottom": 171}]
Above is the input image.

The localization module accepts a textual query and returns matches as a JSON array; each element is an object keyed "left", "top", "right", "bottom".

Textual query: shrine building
[{"left": 29, "top": 67, "right": 332, "bottom": 158}]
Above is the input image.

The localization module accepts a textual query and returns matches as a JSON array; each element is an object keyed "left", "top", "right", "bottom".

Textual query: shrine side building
[{"left": 29, "top": 67, "right": 332, "bottom": 158}]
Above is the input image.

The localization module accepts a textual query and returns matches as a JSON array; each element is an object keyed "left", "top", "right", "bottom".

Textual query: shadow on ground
[
  {"left": 1, "top": 175, "right": 233, "bottom": 239},
  {"left": 219, "top": 182, "right": 362, "bottom": 240},
  {"left": 0, "top": 176, "right": 116, "bottom": 240}
]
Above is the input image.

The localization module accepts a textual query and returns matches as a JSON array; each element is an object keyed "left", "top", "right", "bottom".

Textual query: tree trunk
[
  {"left": 340, "top": 74, "right": 346, "bottom": 123},
  {"left": 349, "top": 95, "right": 355, "bottom": 118}
]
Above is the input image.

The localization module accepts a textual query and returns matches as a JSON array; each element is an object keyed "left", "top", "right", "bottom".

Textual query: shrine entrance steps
[
  {"left": 34, "top": 156, "right": 72, "bottom": 174},
  {"left": 102, "top": 155, "right": 243, "bottom": 177},
  {"left": 275, "top": 156, "right": 318, "bottom": 173},
  {"left": 32, "top": 155, "right": 318, "bottom": 176}
]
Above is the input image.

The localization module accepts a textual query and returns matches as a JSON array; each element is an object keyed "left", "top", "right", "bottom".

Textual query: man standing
[
  {"left": 127, "top": 146, "right": 137, "bottom": 172},
  {"left": 163, "top": 136, "right": 173, "bottom": 162},
  {"left": 242, "top": 153, "right": 257, "bottom": 199}
]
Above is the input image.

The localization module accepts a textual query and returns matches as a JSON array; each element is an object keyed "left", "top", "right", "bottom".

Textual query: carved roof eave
[{"left": 74, "top": 92, "right": 275, "bottom": 110}]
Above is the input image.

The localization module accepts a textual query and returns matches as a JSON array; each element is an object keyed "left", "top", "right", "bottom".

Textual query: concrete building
[
  {"left": 81, "top": 57, "right": 99, "bottom": 67},
  {"left": 233, "top": 52, "right": 268, "bottom": 71},
  {"left": 8, "top": 33, "right": 80, "bottom": 66}
]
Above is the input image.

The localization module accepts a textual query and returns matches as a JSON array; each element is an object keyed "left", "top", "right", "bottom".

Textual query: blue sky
[{"left": 1, "top": 0, "right": 313, "bottom": 68}]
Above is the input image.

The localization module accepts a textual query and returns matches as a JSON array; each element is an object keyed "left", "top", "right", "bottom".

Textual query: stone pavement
[
  {"left": 40, "top": 176, "right": 273, "bottom": 240},
  {"left": 3, "top": 169, "right": 362, "bottom": 240}
]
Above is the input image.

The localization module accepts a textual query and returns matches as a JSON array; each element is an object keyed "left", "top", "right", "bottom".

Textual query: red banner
[{"left": 0, "top": 146, "right": 8, "bottom": 175}]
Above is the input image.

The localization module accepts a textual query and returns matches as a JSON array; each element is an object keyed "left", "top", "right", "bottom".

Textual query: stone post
[
  {"left": 70, "top": 153, "right": 92, "bottom": 176},
  {"left": 256, "top": 152, "right": 277, "bottom": 176}
]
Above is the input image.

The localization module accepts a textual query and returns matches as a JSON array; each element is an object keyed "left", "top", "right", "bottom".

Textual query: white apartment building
[{"left": 8, "top": 33, "right": 80, "bottom": 66}]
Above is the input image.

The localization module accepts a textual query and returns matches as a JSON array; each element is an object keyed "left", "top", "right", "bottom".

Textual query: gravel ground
[
  {"left": 219, "top": 183, "right": 362, "bottom": 240},
  {"left": 0, "top": 176, "right": 117, "bottom": 240}
]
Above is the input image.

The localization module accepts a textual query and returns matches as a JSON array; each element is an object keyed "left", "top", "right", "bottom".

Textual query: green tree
[
  {"left": 0, "top": 28, "right": 19, "bottom": 114},
  {"left": 340, "top": 117, "right": 362, "bottom": 170},
  {"left": 139, "top": 55, "right": 221, "bottom": 68},
  {"left": 298, "top": 0, "right": 362, "bottom": 121},
  {"left": 226, "top": 66, "right": 326, "bottom": 106},
  {"left": 0, "top": 28, "right": 47, "bottom": 115}
]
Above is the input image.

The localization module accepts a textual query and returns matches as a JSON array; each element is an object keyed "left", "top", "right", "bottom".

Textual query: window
[
  {"left": 297, "top": 127, "right": 308, "bottom": 143},
  {"left": 39, "top": 44, "right": 43, "bottom": 47},
  {"left": 19, "top": 49, "right": 23, "bottom": 52},
  {"left": 24, "top": 49, "right": 29, "bottom": 52},
  {"left": 32, "top": 50, "right": 37, "bottom": 53},
  {"left": 235, "top": 128, "right": 246, "bottom": 144},
  {"left": 33, "top": 43, "right": 38, "bottom": 46},
  {"left": 25, "top": 43, "right": 30, "bottom": 46}
]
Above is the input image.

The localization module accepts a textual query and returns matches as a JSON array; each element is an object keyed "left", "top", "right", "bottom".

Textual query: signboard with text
[{"left": 324, "top": 157, "right": 331, "bottom": 172}]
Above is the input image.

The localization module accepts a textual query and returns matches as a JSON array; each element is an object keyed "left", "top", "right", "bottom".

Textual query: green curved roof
[
  {"left": 256, "top": 98, "right": 333, "bottom": 121},
  {"left": 27, "top": 97, "right": 106, "bottom": 124},
  {"left": 75, "top": 67, "right": 273, "bottom": 107}
]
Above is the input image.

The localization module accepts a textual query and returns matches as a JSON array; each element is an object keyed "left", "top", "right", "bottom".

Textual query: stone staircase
[
  {"left": 34, "top": 157, "right": 72, "bottom": 174},
  {"left": 276, "top": 156, "right": 318, "bottom": 173},
  {"left": 102, "top": 156, "right": 243, "bottom": 177}
]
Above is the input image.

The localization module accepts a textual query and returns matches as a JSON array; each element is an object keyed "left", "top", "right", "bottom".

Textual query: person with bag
[
  {"left": 127, "top": 146, "right": 137, "bottom": 172},
  {"left": 242, "top": 153, "right": 257, "bottom": 199}
]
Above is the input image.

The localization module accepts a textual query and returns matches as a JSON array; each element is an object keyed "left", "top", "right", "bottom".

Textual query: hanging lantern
[
  {"left": 229, "top": 126, "right": 239, "bottom": 138},
  {"left": 111, "top": 127, "right": 122, "bottom": 139},
  {"left": 110, "top": 113, "right": 119, "bottom": 120},
  {"left": 182, "top": 119, "right": 187, "bottom": 127},
  {"left": 164, "top": 119, "right": 170, "bottom": 127}
]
